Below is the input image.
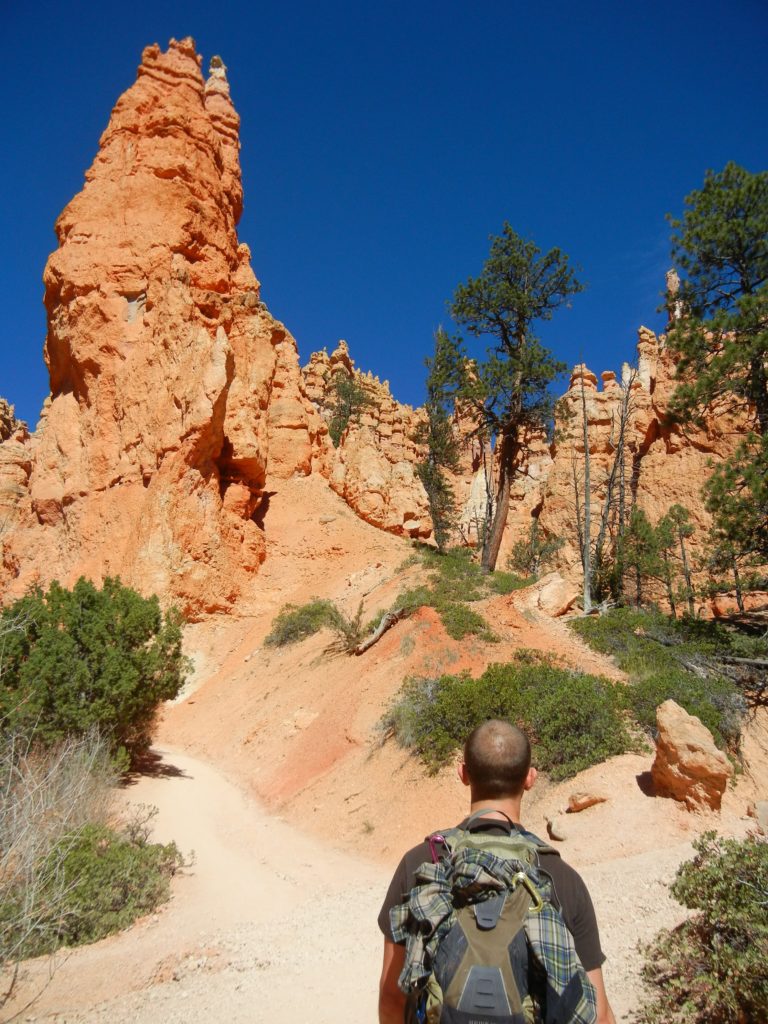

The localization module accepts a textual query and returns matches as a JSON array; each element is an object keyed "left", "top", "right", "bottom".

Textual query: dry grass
[{"left": 0, "top": 732, "right": 117, "bottom": 985}]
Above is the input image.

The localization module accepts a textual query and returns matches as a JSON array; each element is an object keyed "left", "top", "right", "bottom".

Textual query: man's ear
[
  {"left": 523, "top": 766, "right": 538, "bottom": 792},
  {"left": 457, "top": 760, "right": 470, "bottom": 787}
]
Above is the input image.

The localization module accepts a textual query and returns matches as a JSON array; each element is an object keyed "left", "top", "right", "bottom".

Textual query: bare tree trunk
[
  {"left": 618, "top": 442, "right": 627, "bottom": 541},
  {"left": 580, "top": 374, "right": 593, "bottom": 614},
  {"left": 354, "top": 608, "right": 405, "bottom": 655},
  {"left": 749, "top": 354, "right": 768, "bottom": 436},
  {"left": 663, "top": 552, "right": 677, "bottom": 618},
  {"left": 678, "top": 530, "right": 695, "bottom": 615},
  {"left": 481, "top": 431, "right": 515, "bottom": 572},
  {"left": 481, "top": 442, "right": 494, "bottom": 553},
  {"left": 594, "top": 371, "right": 635, "bottom": 577},
  {"left": 732, "top": 556, "right": 745, "bottom": 614},
  {"left": 571, "top": 456, "right": 584, "bottom": 557}
]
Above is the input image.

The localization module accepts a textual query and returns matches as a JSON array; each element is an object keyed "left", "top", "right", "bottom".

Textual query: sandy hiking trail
[{"left": 4, "top": 747, "right": 388, "bottom": 1024}]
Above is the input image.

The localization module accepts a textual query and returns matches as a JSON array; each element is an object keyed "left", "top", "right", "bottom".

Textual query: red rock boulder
[{"left": 651, "top": 699, "right": 733, "bottom": 811}]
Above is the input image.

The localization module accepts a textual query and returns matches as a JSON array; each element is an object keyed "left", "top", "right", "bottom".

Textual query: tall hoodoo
[{"left": 7, "top": 39, "right": 324, "bottom": 615}]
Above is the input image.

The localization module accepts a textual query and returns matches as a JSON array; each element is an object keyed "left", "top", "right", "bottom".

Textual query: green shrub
[
  {"left": 530, "top": 673, "right": 631, "bottom": 779},
  {"left": 625, "top": 673, "right": 745, "bottom": 750},
  {"left": 0, "top": 733, "right": 116, "bottom": 967},
  {"left": 0, "top": 733, "right": 182, "bottom": 965},
  {"left": 571, "top": 609, "right": 747, "bottom": 751},
  {"left": 389, "top": 547, "right": 528, "bottom": 642},
  {"left": 423, "top": 547, "right": 486, "bottom": 601},
  {"left": 0, "top": 578, "right": 187, "bottom": 758},
  {"left": 264, "top": 599, "right": 336, "bottom": 647},
  {"left": 382, "top": 653, "right": 631, "bottom": 779},
  {"left": 1, "top": 816, "right": 183, "bottom": 959},
  {"left": 486, "top": 570, "right": 530, "bottom": 595},
  {"left": 393, "top": 586, "right": 436, "bottom": 618},
  {"left": 636, "top": 831, "right": 768, "bottom": 1023},
  {"left": 438, "top": 602, "right": 497, "bottom": 642}
]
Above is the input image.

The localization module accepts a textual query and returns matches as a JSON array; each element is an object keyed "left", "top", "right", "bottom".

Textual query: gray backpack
[{"left": 391, "top": 811, "right": 597, "bottom": 1024}]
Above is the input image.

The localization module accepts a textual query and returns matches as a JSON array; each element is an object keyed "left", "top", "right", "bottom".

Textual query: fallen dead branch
[{"left": 354, "top": 608, "right": 406, "bottom": 656}]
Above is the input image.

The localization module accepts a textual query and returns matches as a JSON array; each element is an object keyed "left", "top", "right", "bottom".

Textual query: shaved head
[{"left": 463, "top": 720, "right": 531, "bottom": 799}]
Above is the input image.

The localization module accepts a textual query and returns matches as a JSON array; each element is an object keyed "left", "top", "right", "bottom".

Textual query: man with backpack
[{"left": 377, "top": 719, "right": 616, "bottom": 1023}]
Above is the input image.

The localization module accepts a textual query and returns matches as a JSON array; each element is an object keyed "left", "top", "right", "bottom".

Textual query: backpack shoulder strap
[
  {"left": 514, "top": 824, "right": 560, "bottom": 859},
  {"left": 464, "top": 807, "right": 515, "bottom": 830}
]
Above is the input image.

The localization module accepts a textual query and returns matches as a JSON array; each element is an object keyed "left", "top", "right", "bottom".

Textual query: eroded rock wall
[
  {"left": 301, "top": 324, "right": 749, "bottom": 589},
  {"left": 538, "top": 326, "right": 748, "bottom": 593},
  {"left": 302, "top": 342, "right": 430, "bottom": 538}
]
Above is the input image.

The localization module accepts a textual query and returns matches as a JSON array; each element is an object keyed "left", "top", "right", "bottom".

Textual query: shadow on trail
[
  {"left": 635, "top": 771, "right": 655, "bottom": 797},
  {"left": 121, "top": 748, "right": 189, "bottom": 786}
]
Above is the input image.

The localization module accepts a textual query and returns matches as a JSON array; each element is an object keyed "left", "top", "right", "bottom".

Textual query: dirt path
[
  {"left": 6, "top": 739, "right": 763, "bottom": 1023},
  {"left": 4, "top": 748, "right": 388, "bottom": 1024}
]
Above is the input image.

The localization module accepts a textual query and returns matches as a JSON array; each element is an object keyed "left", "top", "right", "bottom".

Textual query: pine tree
[
  {"left": 656, "top": 505, "right": 696, "bottom": 616},
  {"left": 654, "top": 513, "right": 679, "bottom": 617},
  {"left": 666, "top": 162, "right": 768, "bottom": 561},
  {"left": 439, "top": 224, "right": 582, "bottom": 571},
  {"left": 326, "top": 370, "right": 374, "bottom": 447},
  {"left": 619, "top": 508, "right": 660, "bottom": 607},
  {"left": 507, "top": 519, "right": 563, "bottom": 578}
]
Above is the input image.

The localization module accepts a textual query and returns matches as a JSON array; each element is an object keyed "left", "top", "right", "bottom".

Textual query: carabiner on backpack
[{"left": 511, "top": 869, "right": 544, "bottom": 913}]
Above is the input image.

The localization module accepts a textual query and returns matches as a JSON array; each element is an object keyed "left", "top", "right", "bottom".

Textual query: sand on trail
[
  {"left": 4, "top": 476, "right": 766, "bottom": 1023},
  {"left": 3, "top": 747, "right": 388, "bottom": 1024}
]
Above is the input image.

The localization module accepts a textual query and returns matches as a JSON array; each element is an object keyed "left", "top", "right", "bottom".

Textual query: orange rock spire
[{"left": 4, "top": 39, "right": 324, "bottom": 615}]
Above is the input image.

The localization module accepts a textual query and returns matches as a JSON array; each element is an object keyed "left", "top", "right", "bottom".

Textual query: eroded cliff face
[
  {"left": 538, "top": 326, "right": 748, "bottom": 593},
  {"left": 1, "top": 40, "right": 326, "bottom": 616},
  {"left": 303, "top": 323, "right": 748, "bottom": 602},
  {"left": 302, "top": 342, "right": 430, "bottom": 538},
  {"left": 0, "top": 400, "right": 32, "bottom": 583}
]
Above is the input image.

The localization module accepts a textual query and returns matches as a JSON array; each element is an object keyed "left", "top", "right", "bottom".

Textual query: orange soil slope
[{"left": 159, "top": 473, "right": 766, "bottom": 869}]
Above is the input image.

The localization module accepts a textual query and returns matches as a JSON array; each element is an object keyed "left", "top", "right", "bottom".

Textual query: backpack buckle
[{"left": 511, "top": 870, "right": 544, "bottom": 913}]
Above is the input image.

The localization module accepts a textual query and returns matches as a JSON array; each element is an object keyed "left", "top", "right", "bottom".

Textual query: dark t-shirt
[{"left": 377, "top": 817, "right": 605, "bottom": 972}]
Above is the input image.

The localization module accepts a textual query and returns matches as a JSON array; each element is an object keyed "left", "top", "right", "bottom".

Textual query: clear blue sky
[{"left": 3, "top": 0, "right": 767, "bottom": 426}]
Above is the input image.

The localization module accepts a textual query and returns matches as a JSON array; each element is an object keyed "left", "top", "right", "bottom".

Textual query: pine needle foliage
[
  {"left": 436, "top": 224, "right": 582, "bottom": 571},
  {"left": 415, "top": 328, "right": 462, "bottom": 552},
  {"left": 666, "top": 162, "right": 768, "bottom": 561},
  {"left": 326, "top": 370, "right": 375, "bottom": 447},
  {"left": 264, "top": 599, "right": 337, "bottom": 647},
  {"left": 507, "top": 520, "right": 564, "bottom": 578},
  {"left": 0, "top": 578, "right": 187, "bottom": 759}
]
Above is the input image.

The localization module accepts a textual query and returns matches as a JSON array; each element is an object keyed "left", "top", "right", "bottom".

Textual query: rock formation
[
  {"left": 651, "top": 699, "right": 733, "bottom": 811},
  {"left": 0, "top": 400, "right": 32, "bottom": 580},
  {"left": 0, "top": 398, "right": 24, "bottom": 441},
  {"left": 1, "top": 40, "right": 327, "bottom": 616},
  {"left": 534, "top": 326, "right": 749, "bottom": 600},
  {"left": 0, "top": 39, "right": 755, "bottom": 619},
  {"left": 302, "top": 342, "right": 430, "bottom": 538}
]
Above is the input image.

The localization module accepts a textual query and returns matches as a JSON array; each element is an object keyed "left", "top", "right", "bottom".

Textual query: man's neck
[{"left": 469, "top": 797, "right": 523, "bottom": 824}]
